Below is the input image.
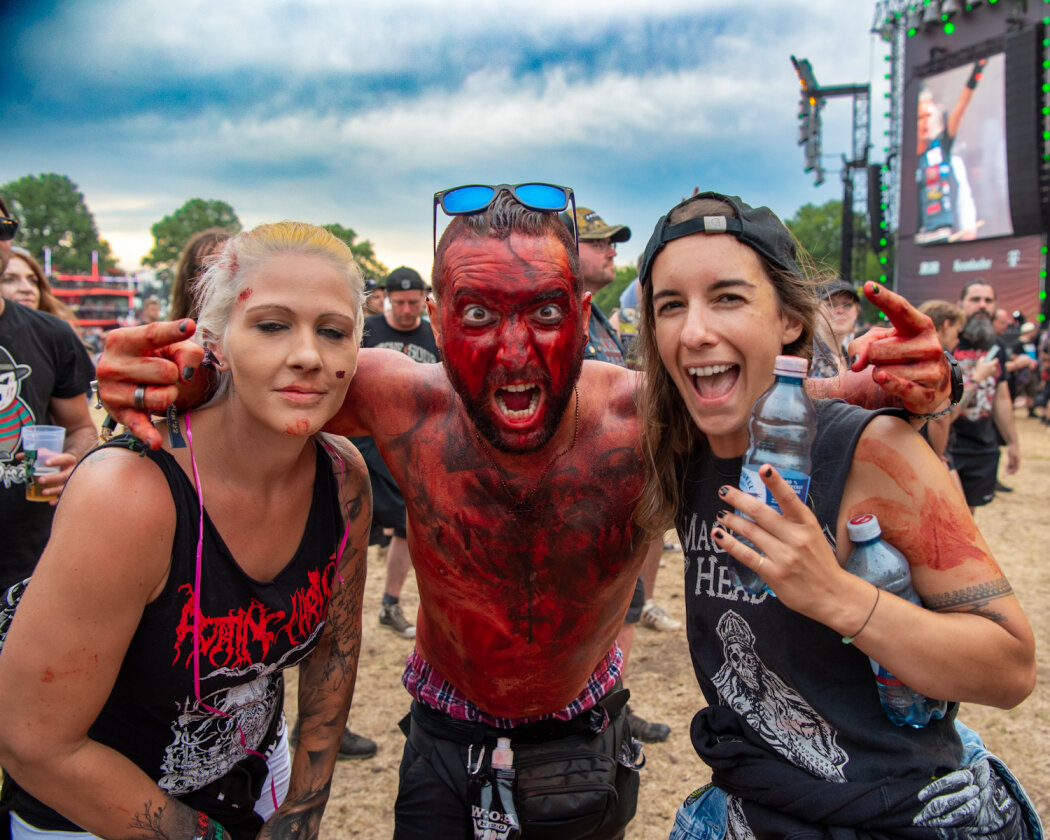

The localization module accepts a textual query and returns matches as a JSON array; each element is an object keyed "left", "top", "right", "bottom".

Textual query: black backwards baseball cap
[
  {"left": 638, "top": 191, "right": 800, "bottom": 287},
  {"left": 385, "top": 266, "right": 427, "bottom": 292}
]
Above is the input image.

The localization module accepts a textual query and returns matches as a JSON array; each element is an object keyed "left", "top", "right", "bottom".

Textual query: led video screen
[{"left": 915, "top": 53, "right": 1011, "bottom": 244}]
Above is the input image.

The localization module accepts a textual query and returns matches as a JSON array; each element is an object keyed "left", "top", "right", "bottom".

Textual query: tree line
[
  {"left": 0, "top": 173, "right": 388, "bottom": 282},
  {"left": 2, "top": 173, "right": 869, "bottom": 313}
]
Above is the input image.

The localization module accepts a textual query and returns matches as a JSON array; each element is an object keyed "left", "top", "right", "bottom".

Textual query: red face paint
[
  {"left": 336, "top": 370, "right": 346, "bottom": 379},
  {"left": 237, "top": 287, "right": 253, "bottom": 303},
  {"left": 284, "top": 418, "right": 312, "bottom": 435},
  {"left": 437, "top": 233, "right": 584, "bottom": 453}
]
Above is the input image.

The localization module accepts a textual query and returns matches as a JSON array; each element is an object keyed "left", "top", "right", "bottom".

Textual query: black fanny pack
[{"left": 407, "top": 689, "right": 641, "bottom": 840}]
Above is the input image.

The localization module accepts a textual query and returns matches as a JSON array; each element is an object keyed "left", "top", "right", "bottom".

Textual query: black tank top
[
  {"left": 6, "top": 434, "right": 343, "bottom": 829},
  {"left": 679, "top": 399, "right": 960, "bottom": 786}
]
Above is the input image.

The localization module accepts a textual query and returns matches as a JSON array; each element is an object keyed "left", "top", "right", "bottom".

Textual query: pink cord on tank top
[{"left": 184, "top": 409, "right": 280, "bottom": 813}]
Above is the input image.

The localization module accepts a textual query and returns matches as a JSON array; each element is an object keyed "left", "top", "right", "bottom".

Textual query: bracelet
[
  {"left": 193, "top": 812, "right": 226, "bottom": 840},
  {"left": 842, "top": 586, "right": 880, "bottom": 644},
  {"left": 903, "top": 403, "right": 953, "bottom": 421}
]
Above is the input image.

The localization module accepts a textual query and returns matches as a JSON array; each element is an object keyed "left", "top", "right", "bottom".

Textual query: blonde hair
[
  {"left": 633, "top": 196, "right": 824, "bottom": 535},
  {"left": 195, "top": 221, "right": 364, "bottom": 406}
]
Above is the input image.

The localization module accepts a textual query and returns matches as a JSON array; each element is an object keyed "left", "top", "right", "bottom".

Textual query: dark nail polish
[
  {"left": 179, "top": 320, "right": 189, "bottom": 332},
  {"left": 872, "top": 285, "right": 880, "bottom": 295},
  {"left": 183, "top": 366, "right": 195, "bottom": 381},
  {"left": 718, "top": 486, "right": 729, "bottom": 497},
  {"left": 712, "top": 528, "right": 725, "bottom": 540},
  {"left": 851, "top": 354, "right": 859, "bottom": 367},
  {"left": 716, "top": 509, "right": 727, "bottom": 520},
  {"left": 762, "top": 466, "right": 773, "bottom": 478}
]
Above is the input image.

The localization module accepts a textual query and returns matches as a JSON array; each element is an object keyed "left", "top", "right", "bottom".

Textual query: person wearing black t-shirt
[
  {"left": 948, "top": 281, "right": 1020, "bottom": 512},
  {"left": 0, "top": 197, "right": 96, "bottom": 650},
  {"left": 360, "top": 267, "right": 438, "bottom": 639}
]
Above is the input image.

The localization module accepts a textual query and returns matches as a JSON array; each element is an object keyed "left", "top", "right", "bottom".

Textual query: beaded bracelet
[
  {"left": 903, "top": 404, "right": 953, "bottom": 421},
  {"left": 842, "top": 586, "right": 880, "bottom": 644}
]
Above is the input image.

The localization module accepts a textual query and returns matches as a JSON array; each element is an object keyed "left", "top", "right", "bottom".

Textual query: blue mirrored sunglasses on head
[{"left": 432, "top": 182, "right": 577, "bottom": 253}]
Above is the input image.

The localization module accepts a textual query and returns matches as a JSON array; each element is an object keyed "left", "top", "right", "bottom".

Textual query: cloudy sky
[{"left": 1, "top": 1, "right": 890, "bottom": 276}]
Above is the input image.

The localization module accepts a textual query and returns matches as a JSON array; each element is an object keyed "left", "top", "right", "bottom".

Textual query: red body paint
[
  {"left": 237, "top": 287, "right": 253, "bottom": 303},
  {"left": 41, "top": 668, "right": 54, "bottom": 683},
  {"left": 330, "top": 231, "right": 651, "bottom": 716},
  {"left": 853, "top": 440, "right": 987, "bottom": 573},
  {"left": 336, "top": 370, "right": 346, "bottom": 379}
]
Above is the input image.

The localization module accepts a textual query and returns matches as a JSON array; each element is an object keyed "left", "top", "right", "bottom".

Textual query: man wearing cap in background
[
  {"left": 362, "top": 266, "right": 439, "bottom": 641},
  {"left": 561, "top": 205, "right": 676, "bottom": 745},
  {"left": 811, "top": 278, "right": 861, "bottom": 379},
  {"left": 0, "top": 195, "right": 96, "bottom": 650}
]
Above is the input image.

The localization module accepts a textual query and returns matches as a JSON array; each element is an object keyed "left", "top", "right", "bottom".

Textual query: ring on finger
[
  {"left": 756, "top": 554, "right": 766, "bottom": 572},
  {"left": 133, "top": 385, "right": 147, "bottom": 411}
]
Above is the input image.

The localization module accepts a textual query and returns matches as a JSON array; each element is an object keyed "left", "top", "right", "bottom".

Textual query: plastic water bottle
[
  {"left": 731, "top": 355, "right": 817, "bottom": 594},
  {"left": 845, "top": 513, "right": 947, "bottom": 728}
]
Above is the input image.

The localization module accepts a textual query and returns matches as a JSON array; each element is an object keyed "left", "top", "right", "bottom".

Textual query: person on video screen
[{"left": 916, "top": 59, "right": 986, "bottom": 243}]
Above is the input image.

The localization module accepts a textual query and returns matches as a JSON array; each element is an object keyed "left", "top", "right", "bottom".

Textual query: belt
[{"left": 407, "top": 684, "right": 630, "bottom": 746}]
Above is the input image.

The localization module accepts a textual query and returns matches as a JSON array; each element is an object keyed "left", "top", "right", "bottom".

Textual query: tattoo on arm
[
  {"left": 129, "top": 799, "right": 196, "bottom": 840},
  {"left": 924, "top": 577, "right": 1014, "bottom": 622},
  {"left": 262, "top": 782, "right": 331, "bottom": 840}
]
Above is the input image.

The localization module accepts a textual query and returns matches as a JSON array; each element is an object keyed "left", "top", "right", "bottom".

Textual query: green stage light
[
  {"left": 944, "top": 22, "right": 955, "bottom": 32},
  {"left": 879, "top": 275, "right": 888, "bottom": 283}
]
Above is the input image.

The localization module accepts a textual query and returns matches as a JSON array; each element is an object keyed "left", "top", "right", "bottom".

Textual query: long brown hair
[
  {"left": 632, "top": 196, "right": 821, "bottom": 535},
  {"left": 6, "top": 247, "right": 78, "bottom": 324},
  {"left": 170, "top": 228, "right": 234, "bottom": 320}
]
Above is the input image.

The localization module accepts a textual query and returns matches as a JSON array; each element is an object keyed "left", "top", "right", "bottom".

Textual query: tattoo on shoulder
[{"left": 924, "top": 577, "right": 1013, "bottom": 622}]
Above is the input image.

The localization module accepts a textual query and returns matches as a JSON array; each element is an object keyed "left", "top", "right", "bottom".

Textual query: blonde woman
[{"left": 0, "top": 223, "right": 371, "bottom": 840}]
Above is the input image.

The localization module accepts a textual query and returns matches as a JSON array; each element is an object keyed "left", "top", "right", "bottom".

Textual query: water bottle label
[
  {"left": 739, "top": 465, "right": 810, "bottom": 512},
  {"left": 874, "top": 667, "right": 907, "bottom": 688}
]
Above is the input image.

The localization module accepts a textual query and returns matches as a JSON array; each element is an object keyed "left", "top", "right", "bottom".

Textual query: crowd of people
[{"left": 0, "top": 185, "right": 1043, "bottom": 839}]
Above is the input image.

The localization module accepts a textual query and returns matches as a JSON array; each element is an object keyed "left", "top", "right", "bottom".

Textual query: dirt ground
[{"left": 297, "top": 411, "right": 1049, "bottom": 837}]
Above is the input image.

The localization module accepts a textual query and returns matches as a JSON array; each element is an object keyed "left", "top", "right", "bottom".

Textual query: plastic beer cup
[{"left": 21, "top": 424, "right": 66, "bottom": 502}]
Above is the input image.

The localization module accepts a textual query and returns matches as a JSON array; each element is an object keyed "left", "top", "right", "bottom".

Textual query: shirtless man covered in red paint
[{"left": 96, "top": 185, "right": 952, "bottom": 839}]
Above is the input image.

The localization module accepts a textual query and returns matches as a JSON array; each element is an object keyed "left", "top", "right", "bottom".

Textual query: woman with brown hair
[
  {"left": 633, "top": 191, "right": 1038, "bottom": 839},
  {"left": 1, "top": 247, "right": 77, "bottom": 323},
  {"left": 169, "top": 228, "right": 235, "bottom": 320}
]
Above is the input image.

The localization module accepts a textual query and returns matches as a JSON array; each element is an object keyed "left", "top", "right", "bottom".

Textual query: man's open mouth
[{"left": 495, "top": 383, "right": 541, "bottom": 419}]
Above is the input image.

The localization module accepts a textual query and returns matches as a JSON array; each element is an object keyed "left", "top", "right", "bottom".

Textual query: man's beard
[
  {"left": 444, "top": 353, "right": 583, "bottom": 454},
  {"left": 961, "top": 312, "right": 996, "bottom": 351}
]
